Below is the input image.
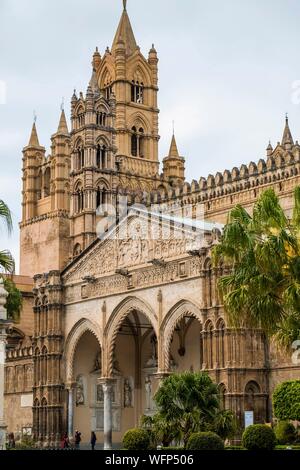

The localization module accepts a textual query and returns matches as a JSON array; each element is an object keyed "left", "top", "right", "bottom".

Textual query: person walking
[
  {"left": 74, "top": 430, "right": 82, "bottom": 450},
  {"left": 61, "top": 432, "right": 69, "bottom": 449},
  {"left": 8, "top": 433, "right": 15, "bottom": 449},
  {"left": 90, "top": 431, "right": 97, "bottom": 451}
]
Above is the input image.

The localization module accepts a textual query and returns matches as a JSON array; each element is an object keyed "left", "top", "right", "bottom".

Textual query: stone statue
[
  {"left": 76, "top": 376, "right": 85, "bottom": 406},
  {"left": 145, "top": 376, "right": 152, "bottom": 410},
  {"left": 96, "top": 384, "right": 104, "bottom": 402},
  {"left": 146, "top": 335, "right": 158, "bottom": 367},
  {"left": 92, "top": 352, "right": 101, "bottom": 372},
  {"left": 124, "top": 379, "right": 132, "bottom": 408}
]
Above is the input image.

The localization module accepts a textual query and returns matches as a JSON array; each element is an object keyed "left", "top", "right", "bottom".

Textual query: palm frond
[
  {"left": 0, "top": 199, "right": 13, "bottom": 235},
  {"left": 0, "top": 250, "right": 15, "bottom": 273}
]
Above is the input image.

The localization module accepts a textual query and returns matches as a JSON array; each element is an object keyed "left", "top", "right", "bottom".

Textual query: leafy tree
[
  {"left": 0, "top": 199, "right": 14, "bottom": 273},
  {"left": 141, "top": 413, "right": 181, "bottom": 448},
  {"left": 144, "top": 372, "right": 235, "bottom": 447},
  {"left": 3, "top": 277, "right": 22, "bottom": 321},
  {"left": 273, "top": 380, "right": 300, "bottom": 421},
  {"left": 213, "top": 187, "right": 300, "bottom": 348}
]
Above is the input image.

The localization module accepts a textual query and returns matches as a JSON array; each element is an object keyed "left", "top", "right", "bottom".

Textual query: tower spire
[
  {"left": 281, "top": 114, "right": 294, "bottom": 149},
  {"left": 168, "top": 133, "right": 180, "bottom": 158},
  {"left": 57, "top": 109, "right": 69, "bottom": 134},
  {"left": 28, "top": 122, "right": 40, "bottom": 147},
  {"left": 112, "top": 1, "right": 138, "bottom": 56}
]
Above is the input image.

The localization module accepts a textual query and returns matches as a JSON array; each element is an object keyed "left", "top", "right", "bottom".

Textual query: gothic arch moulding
[
  {"left": 161, "top": 299, "right": 203, "bottom": 371},
  {"left": 99, "top": 64, "right": 115, "bottom": 89},
  {"left": 64, "top": 318, "right": 103, "bottom": 383},
  {"left": 128, "top": 112, "right": 151, "bottom": 135},
  {"left": 127, "top": 56, "right": 152, "bottom": 86},
  {"left": 104, "top": 296, "right": 158, "bottom": 377}
]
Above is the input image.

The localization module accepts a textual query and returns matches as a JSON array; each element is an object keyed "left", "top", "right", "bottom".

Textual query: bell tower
[{"left": 97, "top": 1, "right": 160, "bottom": 190}]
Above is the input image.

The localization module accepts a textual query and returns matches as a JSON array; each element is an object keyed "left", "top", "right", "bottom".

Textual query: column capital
[
  {"left": 98, "top": 377, "right": 117, "bottom": 388},
  {"left": 153, "top": 371, "right": 170, "bottom": 381},
  {"left": 65, "top": 381, "right": 77, "bottom": 391}
]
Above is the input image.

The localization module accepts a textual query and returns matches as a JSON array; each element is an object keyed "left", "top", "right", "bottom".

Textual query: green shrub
[
  {"left": 123, "top": 428, "right": 151, "bottom": 450},
  {"left": 275, "top": 421, "right": 296, "bottom": 444},
  {"left": 273, "top": 381, "right": 300, "bottom": 421},
  {"left": 186, "top": 432, "right": 224, "bottom": 450},
  {"left": 15, "top": 435, "right": 36, "bottom": 450},
  {"left": 242, "top": 425, "right": 276, "bottom": 451}
]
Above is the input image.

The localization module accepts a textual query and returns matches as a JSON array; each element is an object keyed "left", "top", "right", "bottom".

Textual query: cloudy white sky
[{"left": 1, "top": 0, "right": 300, "bottom": 273}]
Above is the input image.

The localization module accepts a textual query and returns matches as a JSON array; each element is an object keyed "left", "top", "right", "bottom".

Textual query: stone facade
[{"left": 4, "top": 1, "right": 300, "bottom": 446}]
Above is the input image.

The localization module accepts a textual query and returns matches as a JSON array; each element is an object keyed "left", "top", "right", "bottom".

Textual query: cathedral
[{"left": 4, "top": 0, "right": 300, "bottom": 448}]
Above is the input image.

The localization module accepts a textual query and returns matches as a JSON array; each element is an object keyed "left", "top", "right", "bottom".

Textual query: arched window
[
  {"left": 96, "top": 144, "right": 107, "bottom": 169},
  {"left": 43, "top": 167, "right": 50, "bottom": 197},
  {"left": 131, "top": 127, "right": 138, "bottom": 157},
  {"left": 36, "top": 170, "right": 42, "bottom": 200},
  {"left": 217, "top": 319, "right": 226, "bottom": 368},
  {"left": 96, "top": 111, "right": 107, "bottom": 127},
  {"left": 131, "top": 81, "right": 144, "bottom": 104},
  {"left": 131, "top": 127, "right": 145, "bottom": 158},
  {"left": 205, "top": 321, "right": 214, "bottom": 369},
  {"left": 75, "top": 184, "right": 84, "bottom": 213},
  {"left": 245, "top": 381, "right": 260, "bottom": 411},
  {"left": 139, "top": 127, "right": 144, "bottom": 158},
  {"left": 77, "top": 108, "right": 85, "bottom": 127},
  {"left": 80, "top": 148, "right": 84, "bottom": 169},
  {"left": 105, "top": 84, "right": 113, "bottom": 100},
  {"left": 96, "top": 186, "right": 107, "bottom": 213},
  {"left": 73, "top": 243, "right": 82, "bottom": 257}
]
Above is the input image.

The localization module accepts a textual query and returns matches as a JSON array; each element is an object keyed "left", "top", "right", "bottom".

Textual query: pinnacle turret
[
  {"left": 27, "top": 122, "right": 41, "bottom": 148},
  {"left": 281, "top": 115, "right": 294, "bottom": 149}
]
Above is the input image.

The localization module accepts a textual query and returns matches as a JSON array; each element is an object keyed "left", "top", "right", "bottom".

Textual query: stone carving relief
[
  {"left": 76, "top": 375, "right": 86, "bottom": 406},
  {"left": 124, "top": 378, "right": 133, "bottom": 408},
  {"left": 63, "top": 215, "right": 206, "bottom": 285}
]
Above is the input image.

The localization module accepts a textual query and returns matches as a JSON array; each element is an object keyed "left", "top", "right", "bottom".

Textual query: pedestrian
[
  {"left": 74, "top": 430, "right": 82, "bottom": 450},
  {"left": 8, "top": 433, "right": 15, "bottom": 449},
  {"left": 60, "top": 432, "right": 70, "bottom": 449},
  {"left": 90, "top": 431, "right": 97, "bottom": 451}
]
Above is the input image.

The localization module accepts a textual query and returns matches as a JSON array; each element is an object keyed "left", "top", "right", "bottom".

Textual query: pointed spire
[
  {"left": 168, "top": 133, "right": 180, "bottom": 158},
  {"left": 28, "top": 122, "right": 40, "bottom": 147},
  {"left": 57, "top": 109, "right": 69, "bottom": 134},
  {"left": 267, "top": 140, "right": 273, "bottom": 157},
  {"left": 89, "top": 66, "right": 100, "bottom": 98},
  {"left": 92, "top": 46, "right": 101, "bottom": 70},
  {"left": 281, "top": 114, "right": 294, "bottom": 148},
  {"left": 112, "top": 2, "right": 138, "bottom": 56}
]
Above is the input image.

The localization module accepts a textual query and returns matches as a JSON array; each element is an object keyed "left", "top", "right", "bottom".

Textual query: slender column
[
  {"left": 99, "top": 378, "right": 116, "bottom": 450},
  {"left": 66, "top": 383, "right": 76, "bottom": 438}
]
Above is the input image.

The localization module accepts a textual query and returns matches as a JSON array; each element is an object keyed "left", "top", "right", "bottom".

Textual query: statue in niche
[
  {"left": 92, "top": 351, "right": 101, "bottom": 373},
  {"left": 146, "top": 334, "right": 158, "bottom": 367},
  {"left": 96, "top": 384, "right": 104, "bottom": 402},
  {"left": 145, "top": 376, "right": 152, "bottom": 410},
  {"left": 76, "top": 376, "right": 85, "bottom": 406},
  {"left": 124, "top": 379, "right": 133, "bottom": 408}
]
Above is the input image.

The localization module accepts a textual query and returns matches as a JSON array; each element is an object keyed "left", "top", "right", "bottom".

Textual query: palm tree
[
  {"left": 153, "top": 372, "right": 221, "bottom": 447},
  {"left": 213, "top": 187, "right": 300, "bottom": 349},
  {"left": 0, "top": 199, "right": 14, "bottom": 273},
  {"left": 0, "top": 198, "right": 22, "bottom": 320}
]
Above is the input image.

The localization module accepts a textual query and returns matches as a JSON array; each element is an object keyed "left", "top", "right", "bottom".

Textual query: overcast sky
[{"left": 1, "top": 0, "right": 300, "bottom": 273}]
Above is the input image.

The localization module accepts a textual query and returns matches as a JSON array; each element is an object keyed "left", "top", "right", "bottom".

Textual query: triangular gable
[{"left": 62, "top": 209, "right": 222, "bottom": 283}]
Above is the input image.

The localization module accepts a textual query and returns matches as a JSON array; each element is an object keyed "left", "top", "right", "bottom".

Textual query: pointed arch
[
  {"left": 161, "top": 299, "right": 203, "bottom": 371},
  {"left": 104, "top": 297, "right": 158, "bottom": 377},
  {"left": 64, "top": 318, "right": 103, "bottom": 382}
]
